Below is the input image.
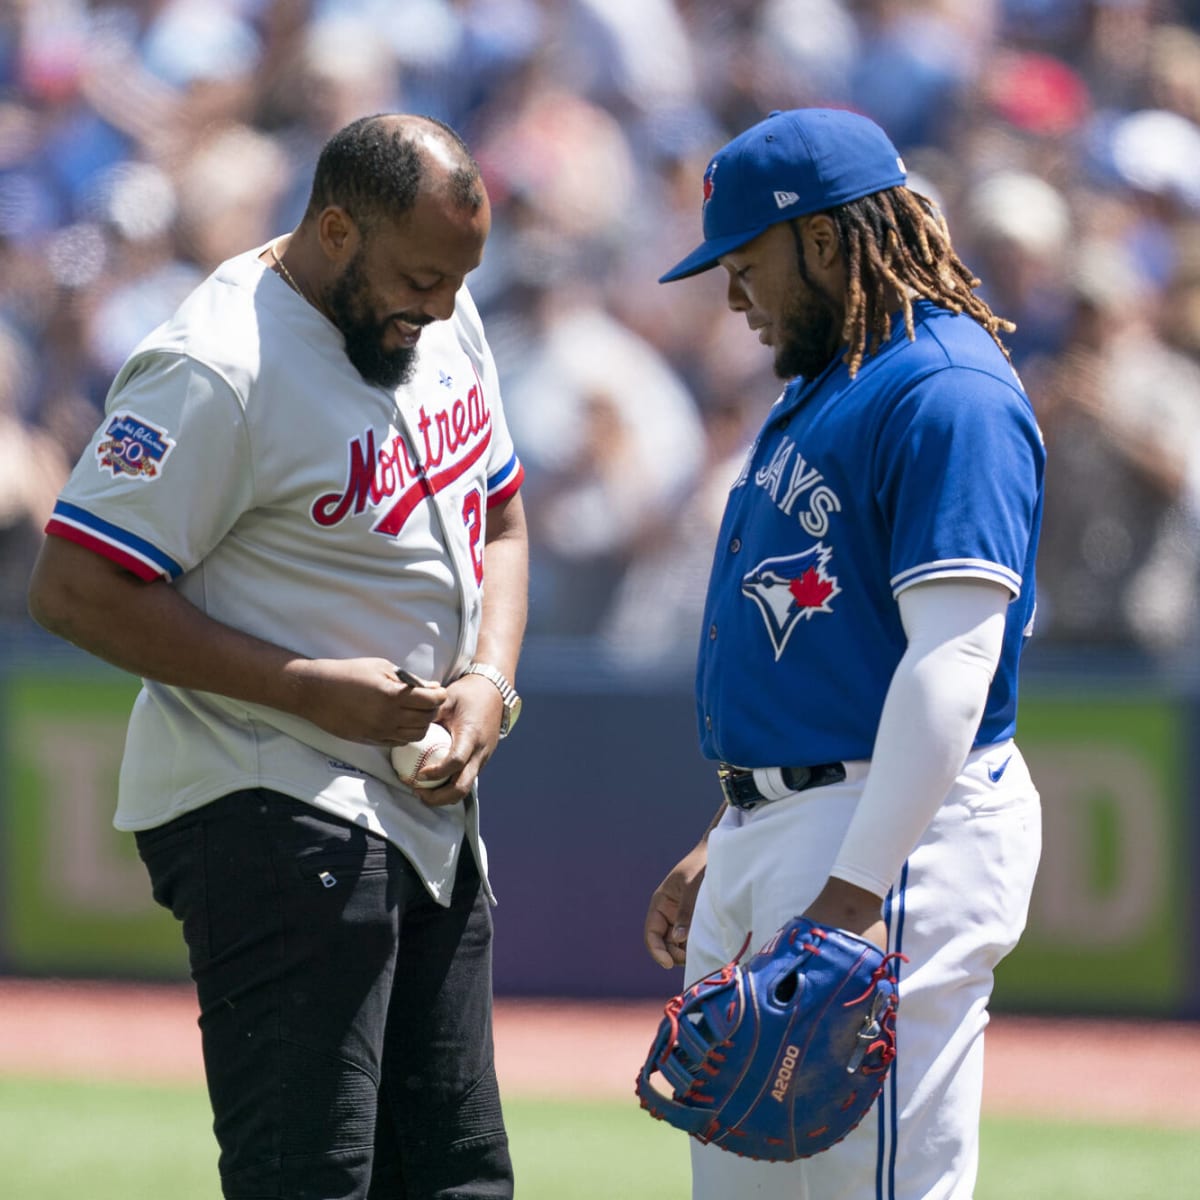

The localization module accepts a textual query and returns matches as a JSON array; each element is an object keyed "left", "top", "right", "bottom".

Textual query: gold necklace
[{"left": 269, "top": 239, "right": 305, "bottom": 299}]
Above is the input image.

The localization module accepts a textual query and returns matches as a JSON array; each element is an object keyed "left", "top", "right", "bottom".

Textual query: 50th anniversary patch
[{"left": 95, "top": 411, "right": 176, "bottom": 481}]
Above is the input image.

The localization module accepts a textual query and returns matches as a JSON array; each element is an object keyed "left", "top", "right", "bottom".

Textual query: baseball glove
[{"left": 635, "top": 916, "right": 902, "bottom": 1162}]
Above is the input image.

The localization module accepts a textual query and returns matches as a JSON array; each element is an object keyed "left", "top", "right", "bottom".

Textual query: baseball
[{"left": 390, "top": 723, "right": 454, "bottom": 789}]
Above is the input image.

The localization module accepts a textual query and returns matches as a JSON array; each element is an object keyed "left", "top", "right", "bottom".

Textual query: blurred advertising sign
[
  {"left": 0, "top": 650, "right": 1196, "bottom": 1015},
  {"left": 995, "top": 692, "right": 1193, "bottom": 1015},
  {"left": 0, "top": 662, "right": 188, "bottom": 978}
]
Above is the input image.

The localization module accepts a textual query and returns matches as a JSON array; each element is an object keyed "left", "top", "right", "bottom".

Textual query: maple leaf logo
[
  {"left": 790, "top": 566, "right": 835, "bottom": 609},
  {"left": 741, "top": 544, "right": 840, "bottom": 660}
]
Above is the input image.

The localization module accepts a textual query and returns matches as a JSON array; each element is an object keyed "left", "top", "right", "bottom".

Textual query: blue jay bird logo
[{"left": 741, "top": 544, "right": 840, "bottom": 660}]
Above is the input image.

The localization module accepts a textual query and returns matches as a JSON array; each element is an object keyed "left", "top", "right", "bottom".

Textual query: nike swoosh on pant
[{"left": 988, "top": 755, "right": 1013, "bottom": 783}]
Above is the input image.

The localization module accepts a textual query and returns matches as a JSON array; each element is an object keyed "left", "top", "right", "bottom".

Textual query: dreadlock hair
[
  {"left": 305, "top": 114, "right": 484, "bottom": 236},
  {"left": 819, "top": 186, "right": 1015, "bottom": 378}
]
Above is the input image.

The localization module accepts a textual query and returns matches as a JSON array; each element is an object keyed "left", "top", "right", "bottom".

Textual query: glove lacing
[{"left": 842, "top": 951, "right": 906, "bottom": 1074}]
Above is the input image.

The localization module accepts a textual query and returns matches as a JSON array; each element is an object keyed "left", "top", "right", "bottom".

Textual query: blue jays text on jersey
[{"left": 697, "top": 300, "right": 1045, "bottom": 769}]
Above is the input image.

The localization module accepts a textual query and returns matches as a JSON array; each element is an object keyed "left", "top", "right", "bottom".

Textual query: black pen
[{"left": 394, "top": 666, "right": 429, "bottom": 688}]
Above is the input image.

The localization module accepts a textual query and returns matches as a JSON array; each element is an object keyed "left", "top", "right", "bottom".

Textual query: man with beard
[
  {"left": 641, "top": 109, "right": 1044, "bottom": 1199},
  {"left": 28, "top": 114, "right": 527, "bottom": 1200}
]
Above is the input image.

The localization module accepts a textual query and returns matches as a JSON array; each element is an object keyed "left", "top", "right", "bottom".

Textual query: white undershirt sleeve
[{"left": 829, "top": 578, "right": 1011, "bottom": 898}]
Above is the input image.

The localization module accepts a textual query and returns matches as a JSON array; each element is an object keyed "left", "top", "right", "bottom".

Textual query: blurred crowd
[{"left": 4, "top": 0, "right": 1200, "bottom": 674}]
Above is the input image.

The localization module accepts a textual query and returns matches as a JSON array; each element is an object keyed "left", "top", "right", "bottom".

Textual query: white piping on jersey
[
  {"left": 487, "top": 454, "right": 521, "bottom": 497},
  {"left": 47, "top": 506, "right": 176, "bottom": 579},
  {"left": 890, "top": 558, "right": 1021, "bottom": 598}
]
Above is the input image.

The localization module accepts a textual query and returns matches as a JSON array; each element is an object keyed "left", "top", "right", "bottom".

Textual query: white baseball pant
[{"left": 685, "top": 740, "right": 1041, "bottom": 1200}]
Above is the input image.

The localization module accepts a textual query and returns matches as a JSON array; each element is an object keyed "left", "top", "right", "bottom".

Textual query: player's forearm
[
  {"left": 803, "top": 877, "right": 888, "bottom": 949},
  {"left": 474, "top": 492, "right": 528, "bottom": 680},
  {"left": 830, "top": 580, "right": 1008, "bottom": 897},
  {"left": 29, "top": 535, "right": 312, "bottom": 713}
]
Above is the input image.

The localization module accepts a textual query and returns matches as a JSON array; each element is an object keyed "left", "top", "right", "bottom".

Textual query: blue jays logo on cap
[
  {"left": 662, "top": 108, "right": 907, "bottom": 283},
  {"left": 742, "top": 544, "right": 840, "bottom": 660},
  {"left": 95, "top": 411, "right": 176, "bottom": 481}
]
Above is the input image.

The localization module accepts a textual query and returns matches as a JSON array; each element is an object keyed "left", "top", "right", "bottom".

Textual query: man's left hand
[{"left": 413, "top": 672, "right": 505, "bottom": 806}]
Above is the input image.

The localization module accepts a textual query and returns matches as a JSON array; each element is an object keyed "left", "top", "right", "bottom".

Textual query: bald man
[{"left": 29, "top": 114, "right": 528, "bottom": 1199}]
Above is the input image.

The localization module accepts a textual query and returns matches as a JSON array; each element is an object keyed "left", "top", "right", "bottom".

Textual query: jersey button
[
  {"left": 729, "top": 537, "right": 741, "bottom": 553},
  {"left": 705, "top": 715, "right": 712, "bottom": 730},
  {"left": 709, "top": 624, "right": 718, "bottom": 640}
]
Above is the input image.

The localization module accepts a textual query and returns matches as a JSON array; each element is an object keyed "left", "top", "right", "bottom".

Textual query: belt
[{"left": 717, "top": 761, "right": 848, "bottom": 811}]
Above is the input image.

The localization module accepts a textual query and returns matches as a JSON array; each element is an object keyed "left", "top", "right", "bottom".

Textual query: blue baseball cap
[{"left": 659, "top": 108, "right": 907, "bottom": 283}]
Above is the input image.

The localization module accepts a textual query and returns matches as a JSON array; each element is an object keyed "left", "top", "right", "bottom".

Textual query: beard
[
  {"left": 326, "top": 249, "right": 427, "bottom": 389},
  {"left": 773, "top": 285, "right": 842, "bottom": 382}
]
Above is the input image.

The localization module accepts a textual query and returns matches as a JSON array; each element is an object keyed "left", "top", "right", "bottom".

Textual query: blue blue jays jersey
[{"left": 697, "top": 300, "right": 1044, "bottom": 767}]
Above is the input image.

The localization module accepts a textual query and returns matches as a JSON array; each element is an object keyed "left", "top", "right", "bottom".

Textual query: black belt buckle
[
  {"left": 717, "top": 761, "right": 848, "bottom": 810},
  {"left": 716, "top": 763, "right": 762, "bottom": 810}
]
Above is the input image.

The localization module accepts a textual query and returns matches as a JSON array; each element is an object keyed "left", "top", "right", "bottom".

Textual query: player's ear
[
  {"left": 804, "top": 214, "right": 840, "bottom": 270},
  {"left": 316, "top": 206, "right": 362, "bottom": 269}
]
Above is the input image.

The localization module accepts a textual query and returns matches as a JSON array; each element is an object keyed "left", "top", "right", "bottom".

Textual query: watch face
[
  {"left": 466, "top": 663, "right": 521, "bottom": 736},
  {"left": 503, "top": 694, "right": 522, "bottom": 736}
]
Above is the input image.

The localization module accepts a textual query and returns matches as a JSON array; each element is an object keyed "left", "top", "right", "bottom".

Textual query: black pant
[{"left": 136, "top": 789, "right": 513, "bottom": 1199}]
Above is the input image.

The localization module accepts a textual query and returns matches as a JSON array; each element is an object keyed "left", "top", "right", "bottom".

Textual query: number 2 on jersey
[{"left": 462, "top": 488, "right": 484, "bottom": 584}]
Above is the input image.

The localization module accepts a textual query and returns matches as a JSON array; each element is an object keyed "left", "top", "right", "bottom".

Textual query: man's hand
[
  {"left": 644, "top": 841, "right": 709, "bottom": 969},
  {"left": 28, "top": 539, "right": 458, "bottom": 747},
  {"left": 408, "top": 671, "right": 504, "bottom": 807},
  {"left": 285, "top": 657, "right": 446, "bottom": 744}
]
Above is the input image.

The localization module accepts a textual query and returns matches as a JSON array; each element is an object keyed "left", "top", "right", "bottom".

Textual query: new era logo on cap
[{"left": 660, "top": 108, "right": 909, "bottom": 283}]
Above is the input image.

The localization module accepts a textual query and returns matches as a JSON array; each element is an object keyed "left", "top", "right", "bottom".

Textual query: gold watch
[{"left": 462, "top": 662, "right": 522, "bottom": 738}]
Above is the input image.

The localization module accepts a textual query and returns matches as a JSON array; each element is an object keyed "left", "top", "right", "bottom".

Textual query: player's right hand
[
  {"left": 644, "top": 842, "right": 709, "bottom": 970},
  {"left": 286, "top": 656, "right": 447, "bottom": 744}
]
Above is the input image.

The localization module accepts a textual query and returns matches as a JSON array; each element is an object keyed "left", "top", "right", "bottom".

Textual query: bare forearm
[
  {"left": 30, "top": 537, "right": 305, "bottom": 703},
  {"left": 804, "top": 878, "right": 887, "bottom": 949},
  {"left": 27, "top": 537, "right": 443, "bottom": 744}
]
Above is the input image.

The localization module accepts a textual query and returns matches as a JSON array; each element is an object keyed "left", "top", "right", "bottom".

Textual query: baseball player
[
  {"left": 28, "top": 115, "right": 527, "bottom": 1199},
  {"left": 643, "top": 108, "right": 1044, "bottom": 1199}
]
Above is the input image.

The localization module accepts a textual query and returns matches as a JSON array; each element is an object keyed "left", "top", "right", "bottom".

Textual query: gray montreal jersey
[{"left": 47, "top": 246, "right": 524, "bottom": 904}]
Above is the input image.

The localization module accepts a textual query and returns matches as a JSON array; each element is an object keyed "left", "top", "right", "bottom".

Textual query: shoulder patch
[{"left": 96, "top": 411, "right": 176, "bottom": 481}]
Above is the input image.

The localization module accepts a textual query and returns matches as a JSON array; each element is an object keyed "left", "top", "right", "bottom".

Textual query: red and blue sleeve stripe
[
  {"left": 486, "top": 452, "right": 523, "bottom": 508},
  {"left": 44, "top": 500, "right": 183, "bottom": 581}
]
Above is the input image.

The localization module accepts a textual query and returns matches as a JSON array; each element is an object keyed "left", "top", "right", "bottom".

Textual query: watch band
[{"left": 462, "top": 662, "right": 522, "bottom": 737}]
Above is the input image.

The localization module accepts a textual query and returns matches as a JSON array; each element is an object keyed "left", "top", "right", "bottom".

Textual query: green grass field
[{"left": 2, "top": 1075, "right": 1197, "bottom": 1199}]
